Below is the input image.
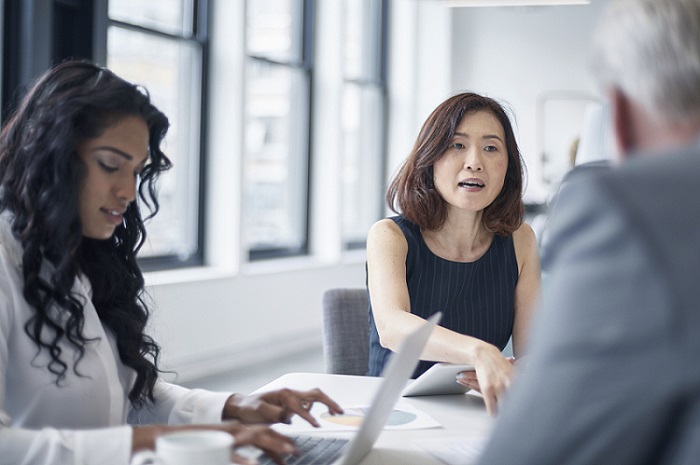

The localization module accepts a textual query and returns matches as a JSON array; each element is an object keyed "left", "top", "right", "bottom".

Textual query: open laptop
[{"left": 257, "top": 312, "right": 442, "bottom": 465}]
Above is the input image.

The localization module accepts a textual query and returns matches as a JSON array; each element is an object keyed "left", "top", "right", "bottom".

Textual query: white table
[{"left": 253, "top": 372, "right": 493, "bottom": 465}]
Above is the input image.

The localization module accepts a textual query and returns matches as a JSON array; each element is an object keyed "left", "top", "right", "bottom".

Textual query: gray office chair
[{"left": 321, "top": 288, "right": 370, "bottom": 376}]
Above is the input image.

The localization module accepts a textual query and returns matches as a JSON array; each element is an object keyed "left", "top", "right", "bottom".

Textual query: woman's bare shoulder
[
  {"left": 367, "top": 218, "right": 407, "bottom": 253},
  {"left": 512, "top": 222, "right": 536, "bottom": 246},
  {"left": 511, "top": 222, "right": 540, "bottom": 272},
  {"left": 368, "top": 218, "right": 403, "bottom": 238}
]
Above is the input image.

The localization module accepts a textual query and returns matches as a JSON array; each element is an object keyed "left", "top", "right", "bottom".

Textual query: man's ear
[{"left": 608, "top": 87, "right": 635, "bottom": 159}]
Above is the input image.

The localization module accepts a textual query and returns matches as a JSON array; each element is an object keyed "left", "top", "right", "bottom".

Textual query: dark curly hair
[
  {"left": 0, "top": 60, "right": 172, "bottom": 406},
  {"left": 387, "top": 92, "right": 525, "bottom": 235}
]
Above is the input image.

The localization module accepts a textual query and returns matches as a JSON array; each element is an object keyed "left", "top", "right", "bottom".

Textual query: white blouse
[{"left": 0, "top": 213, "right": 231, "bottom": 465}]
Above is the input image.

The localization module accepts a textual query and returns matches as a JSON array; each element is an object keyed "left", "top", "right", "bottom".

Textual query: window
[
  {"left": 106, "top": 0, "right": 208, "bottom": 268},
  {"left": 243, "top": 0, "right": 313, "bottom": 260},
  {"left": 340, "top": 0, "right": 388, "bottom": 249}
]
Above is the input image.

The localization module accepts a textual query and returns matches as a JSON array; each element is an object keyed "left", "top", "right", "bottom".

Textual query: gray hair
[{"left": 591, "top": 0, "right": 700, "bottom": 124}]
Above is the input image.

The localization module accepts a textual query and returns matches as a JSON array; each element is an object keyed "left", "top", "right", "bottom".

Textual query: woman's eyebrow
[
  {"left": 483, "top": 134, "right": 504, "bottom": 143},
  {"left": 91, "top": 146, "right": 134, "bottom": 160},
  {"left": 454, "top": 132, "right": 504, "bottom": 143}
]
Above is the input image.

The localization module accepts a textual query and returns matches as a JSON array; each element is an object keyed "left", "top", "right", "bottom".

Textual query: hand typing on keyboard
[
  {"left": 219, "top": 388, "right": 344, "bottom": 464},
  {"left": 223, "top": 388, "right": 344, "bottom": 427}
]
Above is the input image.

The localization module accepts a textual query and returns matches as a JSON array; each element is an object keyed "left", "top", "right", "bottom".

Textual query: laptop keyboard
[{"left": 257, "top": 435, "right": 350, "bottom": 465}]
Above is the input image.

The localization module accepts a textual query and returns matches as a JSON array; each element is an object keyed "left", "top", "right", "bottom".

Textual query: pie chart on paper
[{"left": 320, "top": 407, "right": 417, "bottom": 427}]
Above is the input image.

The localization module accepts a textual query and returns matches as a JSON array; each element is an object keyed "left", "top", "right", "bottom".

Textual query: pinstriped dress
[{"left": 367, "top": 215, "right": 518, "bottom": 378}]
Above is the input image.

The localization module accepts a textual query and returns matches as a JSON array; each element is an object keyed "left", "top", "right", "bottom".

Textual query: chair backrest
[{"left": 321, "top": 288, "right": 370, "bottom": 376}]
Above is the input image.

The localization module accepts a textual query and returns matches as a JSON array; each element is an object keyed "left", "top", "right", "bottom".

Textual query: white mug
[{"left": 130, "top": 430, "right": 234, "bottom": 465}]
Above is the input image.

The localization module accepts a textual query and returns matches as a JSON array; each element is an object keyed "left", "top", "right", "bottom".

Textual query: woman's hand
[
  {"left": 219, "top": 421, "right": 296, "bottom": 465},
  {"left": 132, "top": 422, "right": 296, "bottom": 465},
  {"left": 223, "top": 388, "right": 343, "bottom": 427},
  {"left": 456, "top": 347, "right": 515, "bottom": 416},
  {"left": 457, "top": 356, "right": 515, "bottom": 394}
]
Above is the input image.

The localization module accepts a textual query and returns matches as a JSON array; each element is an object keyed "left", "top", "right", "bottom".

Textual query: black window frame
[
  {"left": 244, "top": 0, "right": 315, "bottom": 262},
  {"left": 341, "top": 0, "right": 390, "bottom": 251}
]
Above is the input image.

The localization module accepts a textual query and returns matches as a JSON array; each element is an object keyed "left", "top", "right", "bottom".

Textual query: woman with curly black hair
[{"left": 0, "top": 60, "right": 341, "bottom": 465}]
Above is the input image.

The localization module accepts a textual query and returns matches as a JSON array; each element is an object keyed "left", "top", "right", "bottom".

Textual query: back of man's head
[{"left": 592, "top": 0, "right": 700, "bottom": 128}]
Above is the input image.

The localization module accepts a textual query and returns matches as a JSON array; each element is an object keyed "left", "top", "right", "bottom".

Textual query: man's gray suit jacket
[{"left": 479, "top": 139, "right": 700, "bottom": 465}]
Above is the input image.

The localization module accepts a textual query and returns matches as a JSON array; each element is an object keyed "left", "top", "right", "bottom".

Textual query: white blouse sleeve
[{"left": 128, "top": 379, "right": 231, "bottom": 426}]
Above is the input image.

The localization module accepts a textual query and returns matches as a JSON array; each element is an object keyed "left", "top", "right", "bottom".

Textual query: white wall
[
  {"left": 450, "top": 2, "right": 608, "bottom": 202},
  {"left": 147, "top": 263, "right": 364, "bottom": 382}
]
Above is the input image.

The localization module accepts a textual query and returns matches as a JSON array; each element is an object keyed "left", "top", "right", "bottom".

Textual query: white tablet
[{"left": 401, "top": 363, "right": 475, "bottom": 397}]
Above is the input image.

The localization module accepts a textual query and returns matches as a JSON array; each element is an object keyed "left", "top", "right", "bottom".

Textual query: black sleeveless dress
[{"left": 367, "top": 215, "right": 518, "bottom": 378}]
